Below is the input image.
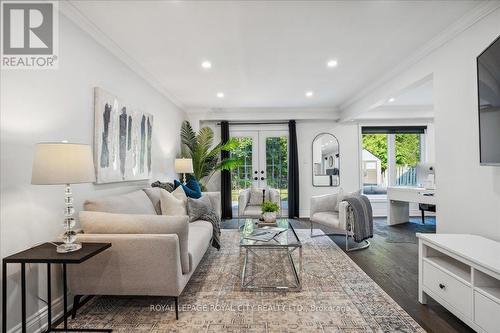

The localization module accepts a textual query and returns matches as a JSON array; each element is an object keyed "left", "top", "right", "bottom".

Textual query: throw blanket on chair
[
  {"left": 200, "top": 210, "right": 221, "bottom": 250},
  {"left": 343, "top": 195, "right": 373, "bottom": 243}
]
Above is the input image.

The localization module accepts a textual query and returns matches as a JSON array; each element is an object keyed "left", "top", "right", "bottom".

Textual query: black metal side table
[{"left": 2, "top": 242, "right": 112, "bottom": 333}]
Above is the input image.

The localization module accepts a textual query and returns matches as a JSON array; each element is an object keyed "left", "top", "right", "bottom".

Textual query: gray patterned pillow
[{"left": 187, "top": 195, "right": 213, "bottom": 222}]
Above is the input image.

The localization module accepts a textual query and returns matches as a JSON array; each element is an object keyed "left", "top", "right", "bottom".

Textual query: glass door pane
[
  {"left": 230, "top": 131, "right": 259, "bottom": 216},
  {"left": 259, "top": 131, "right": 288, "bottom": 216}
]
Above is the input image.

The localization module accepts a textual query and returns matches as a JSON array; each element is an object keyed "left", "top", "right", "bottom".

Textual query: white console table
[
  {"left": 418, "top": 233, "right": 500, "bottom": 333},
  {"left": 387, "top": 186, "right": 435, "bottom": 225}
]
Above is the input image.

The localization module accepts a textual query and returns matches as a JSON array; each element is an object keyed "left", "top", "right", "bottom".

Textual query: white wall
[
  {"left": 0, "top": 14, "right": 185, "bottom": 332},
  {"left": 297, "top": 121, "right": 360, "bottom": 217},
  {"left": 342, "top": 7, "right": 500, "bottom": 240}
]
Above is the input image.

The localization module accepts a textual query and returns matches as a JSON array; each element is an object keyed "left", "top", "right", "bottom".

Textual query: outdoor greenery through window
[
  {"left": 266, "top": 137, "right": 288, "bottom": 201},
  {"left": 362, "top": 131, "right": 422, "bottom": 195},
  {"left": 230, "top": 137, "right": 253, "bottom": 201}
]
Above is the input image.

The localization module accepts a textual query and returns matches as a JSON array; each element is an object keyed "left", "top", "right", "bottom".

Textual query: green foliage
[
  {"left": 395, "top": 134, "right": 420, "bottom": 167},
  {"left": 180, "top": 121, "right": 241, "bottom": 189},
  {"left": 362, "top": 134, "right": 388, "bottom": 171},
  {"left": 261, "top": 200, "right": 280, "bottom": 213},
  {"left": 362, "top": 133, "right": 421, "bottom": 172},
  {"left": 230, "top": 136, "right": 288, "bottom": 191}
]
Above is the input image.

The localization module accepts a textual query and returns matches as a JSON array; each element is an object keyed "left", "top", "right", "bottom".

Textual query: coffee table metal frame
[{"left": 240, "top": 219, "right": 302, "bottom": 291}]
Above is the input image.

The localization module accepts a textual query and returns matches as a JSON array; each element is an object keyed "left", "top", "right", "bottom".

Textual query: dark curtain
[
  {"left": 220, "top": 121, "right": 232, "bottom": 219},
  {"left": 288, "top": 120, "right": 300, "bottom": 218}
]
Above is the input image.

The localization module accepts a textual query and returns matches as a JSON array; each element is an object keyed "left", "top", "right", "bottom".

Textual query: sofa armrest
[
  {"left": 238, "top": 189, "right": 250, "bottom": 216},
  {"left": 310, "top": 193, "right": 338, "bottom": 216},
  {"left": 79, "top": 211, "right": 190, "bottom": 274},
  {"left": 68, "top": 234, "right": 184, "bottom": 296},
  {"left": 203, "top": 192, "right": 221, "bottom": 220},
  {"left": 269, "top": 188, "right": 281, "bottom": 205},
  {"left": 338, "top": 201, "right": 349, "bottom": 231}
]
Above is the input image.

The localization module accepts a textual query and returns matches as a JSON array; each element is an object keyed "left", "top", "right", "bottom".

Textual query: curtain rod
[{"left": 215, "top": 121, "right": 289, "bottom": 126}]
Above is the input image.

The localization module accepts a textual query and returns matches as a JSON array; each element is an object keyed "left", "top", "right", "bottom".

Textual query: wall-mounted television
[{"left": 477, "top": 35, "right": 500, "bottom": 166}]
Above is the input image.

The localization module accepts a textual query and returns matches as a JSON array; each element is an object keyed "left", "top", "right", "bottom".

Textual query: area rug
[{"left": 66, "top": 230, "right": 424, "bottom": 332}]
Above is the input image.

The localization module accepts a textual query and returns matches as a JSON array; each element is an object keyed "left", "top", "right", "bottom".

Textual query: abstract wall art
[{"left": 93, "top": 87, "right": 153, "bottom": 183}]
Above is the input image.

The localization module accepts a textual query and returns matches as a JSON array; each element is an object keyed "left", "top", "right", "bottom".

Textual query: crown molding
[
  {"left": 339, "top": 1, "right": 500, "bottom": 112},
  {"left": 59, "top": 1, "right": 185, "bottom": 110},
  {"left": 186, "top": 107, "right": 340, "bottom": 122}
]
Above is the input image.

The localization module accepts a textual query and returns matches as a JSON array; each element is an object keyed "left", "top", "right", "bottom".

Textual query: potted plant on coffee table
[{"left": 261, "top": 201, "right": 280, "bottom": 223}]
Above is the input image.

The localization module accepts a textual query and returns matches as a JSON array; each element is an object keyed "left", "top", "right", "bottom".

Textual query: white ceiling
[{"left": 70, "top": 0, "right": 479, "bottom": 110}]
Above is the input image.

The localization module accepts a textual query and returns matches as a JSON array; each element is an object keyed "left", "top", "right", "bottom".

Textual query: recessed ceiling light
[
  {"left": 388, "top": 97, "right": 395, "bottom": 103},
  {"left": 305, "top": 91, "right": 314, "bottom": 98},
  {"left": 201, "top": 61, "right": 212, "bottom": 69},
  {"left": 216, "top": 92, "right": 224, "bottom": 98},
  {"left": 327, "top": 59, "right": 338, "bottom": 68}
]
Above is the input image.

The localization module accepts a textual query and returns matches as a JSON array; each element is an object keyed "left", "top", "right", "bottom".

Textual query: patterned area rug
[{"left": 66, "top": 230, "right": 424, "bottom": 332}]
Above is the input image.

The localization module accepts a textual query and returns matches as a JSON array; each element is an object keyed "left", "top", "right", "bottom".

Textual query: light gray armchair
[
  {"left": 238, "top": 187, "right": 281, "bottom": 218},
  {"left": 310, "top": 192, "right": 370, "bottom": 252}
]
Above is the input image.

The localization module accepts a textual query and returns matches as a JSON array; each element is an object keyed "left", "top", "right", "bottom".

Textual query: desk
[{"left": 387, "top": 186, "right": 436, "bottom": 225}]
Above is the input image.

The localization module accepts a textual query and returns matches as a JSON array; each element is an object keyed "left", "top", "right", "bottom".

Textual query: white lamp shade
[
  {"left": 31, "top": 143, "right": 96, "bottom": 185},
  {"left": 175, "top": 158, "right": 193, "bottom": 173}
]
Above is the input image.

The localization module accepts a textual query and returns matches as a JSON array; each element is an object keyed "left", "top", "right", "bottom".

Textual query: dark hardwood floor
[{"left": 222, "top": 217, "right": 474, "bottom": 333}]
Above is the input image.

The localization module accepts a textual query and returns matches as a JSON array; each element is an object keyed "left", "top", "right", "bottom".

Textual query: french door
[{"left": 230, "top": 130, "right": 288, "bottom": 214}]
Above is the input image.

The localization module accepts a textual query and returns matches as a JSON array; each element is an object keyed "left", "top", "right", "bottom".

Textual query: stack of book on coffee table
[{"left": 243, "top": 227, "right": 287, "bottom": 242}]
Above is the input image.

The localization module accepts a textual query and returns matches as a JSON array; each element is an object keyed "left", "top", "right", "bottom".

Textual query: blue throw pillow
[{"left": 174, "top": 178, "right": 202, "bottom": 199}]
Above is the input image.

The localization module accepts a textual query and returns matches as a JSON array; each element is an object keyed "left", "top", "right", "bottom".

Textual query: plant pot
[{"left": 262, "top": 212, "right": 277, "bottom": 223}]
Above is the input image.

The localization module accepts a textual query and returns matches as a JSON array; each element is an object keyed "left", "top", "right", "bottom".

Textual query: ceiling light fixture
[
  {"left": 305, "top": 91, "right": 314, "bottom": 98},
  {"left": 201, "top": 61, "right": 212, "bottom": 69},
  {"left": 327, "top": 59, "right": 338, "bottom": 68},
  {"left": 216, "top": 92, "right": 225, "bottom": 98},
  {"left": 388, "top": 97, "right": 395, "bottom": 103}
]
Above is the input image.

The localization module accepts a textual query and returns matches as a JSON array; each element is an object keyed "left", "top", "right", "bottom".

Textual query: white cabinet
[{"left": 418, "top": 234, "right": 500, "bottom": 333}]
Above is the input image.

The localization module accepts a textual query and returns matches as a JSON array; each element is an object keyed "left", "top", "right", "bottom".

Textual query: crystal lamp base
[{"left": 56, "top": 243, "right": 82, "bottom": 253}]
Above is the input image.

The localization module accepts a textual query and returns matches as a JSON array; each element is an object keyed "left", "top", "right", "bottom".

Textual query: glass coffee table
[{"left": 240, "top": 219, "right": 302, "bottom": 290}]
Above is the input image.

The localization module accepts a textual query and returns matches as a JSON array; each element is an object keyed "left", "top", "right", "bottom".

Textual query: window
[
  {"left": 362, "top": 134, "right": 388, "bottom": 195},
  {"left": 361, "top": 127, "right": 426, "bottom": 195}
]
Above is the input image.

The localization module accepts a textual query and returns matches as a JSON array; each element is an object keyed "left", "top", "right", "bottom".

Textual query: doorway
[{"left": 230, "top": 129, "right": 288, "bottom": 217}]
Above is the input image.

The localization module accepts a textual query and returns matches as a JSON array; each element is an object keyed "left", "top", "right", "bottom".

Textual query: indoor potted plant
[{"left": 261, "top": 201, "right": 280, "bottom": 223}]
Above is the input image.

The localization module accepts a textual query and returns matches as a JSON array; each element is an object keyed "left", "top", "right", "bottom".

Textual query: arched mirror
[{"left": 312, "top": 133, "right": 340, "bottom": 187}]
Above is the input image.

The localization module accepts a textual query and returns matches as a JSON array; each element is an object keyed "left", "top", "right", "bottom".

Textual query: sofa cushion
[
  {"left": 160, "top": 186, "right": 187, "bottom": 216},
  {"left": 243, "top": 205, "right": 262, "bottom": 217},
  {"left": 311, "top": 212, "right": 341, "bottom": 229},
  {"left": 79, "top": 211, "right": 190, "bottom": 274},
  {"left": 248, "top": 186, "right": 270, "bottom": 206},
  {"left": 84, "top": 190, "right": 156, "bottom": 215},
  {"left": 142, "top": 187, "right": 162, "bottom": 215},
  {"left": 187, "top": 220, "right": 213, "bottom": 272}
]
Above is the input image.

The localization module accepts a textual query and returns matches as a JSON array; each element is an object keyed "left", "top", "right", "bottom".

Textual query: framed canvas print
[{"left": 93, "top": 87, "right": 153, "bottom": 183}]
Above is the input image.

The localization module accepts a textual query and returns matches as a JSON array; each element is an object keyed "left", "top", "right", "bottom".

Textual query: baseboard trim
[{"left": 7, "top": 294, "right": 72, "bottom": 333}]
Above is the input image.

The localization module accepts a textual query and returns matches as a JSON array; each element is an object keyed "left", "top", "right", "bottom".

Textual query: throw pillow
[
  {"left": 174, "top": 178, "right": 202, "bottom": 199},
  {"left": 186, "top": 195, "right": 213, "bottom": 222},
  {"left": 248, "top": 186, "right": 269, "bottom": 206},
  {"left": 160, "top": 187, "right": 187, "bottom": 216}
]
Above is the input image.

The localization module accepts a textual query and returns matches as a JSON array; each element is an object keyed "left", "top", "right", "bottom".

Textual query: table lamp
[
  {"left": 31, "top": 142, "right": 95, "bottom": 253},
  {"left": 175, "top": 158, "right": 193, "bottom": 184}
]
